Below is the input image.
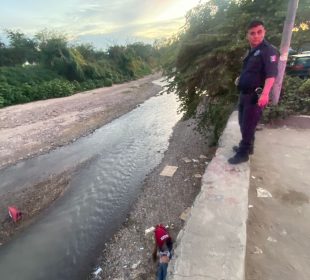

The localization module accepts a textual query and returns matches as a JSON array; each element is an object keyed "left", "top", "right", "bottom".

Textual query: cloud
[
  {"left": 69, "top": 0, "right": 148, "bottom": 25},
  {"left": 133, "top": 18, "right": 185, "bottom": 39},
  {"left": 74, "top": 17, "right": 185, "bottom": 49},
  {"left": 0, "top": 0, "right": 197, "bottom": 49}
]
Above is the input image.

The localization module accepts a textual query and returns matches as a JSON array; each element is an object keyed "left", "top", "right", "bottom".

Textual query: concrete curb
[{"left": 169, "top": 111, "right": 250, "bottom": 280}]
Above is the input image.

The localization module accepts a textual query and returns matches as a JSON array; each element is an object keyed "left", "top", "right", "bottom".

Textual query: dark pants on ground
[
  {"left": 157, "top": 263, "right": 168, "bottom": 280},
  {"left": 238, "top": 92, "right": 262, "bottom": 155}
]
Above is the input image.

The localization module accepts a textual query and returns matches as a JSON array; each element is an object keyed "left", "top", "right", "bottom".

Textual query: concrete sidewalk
[
  {"left": 169, "top": 111, "right": 250, "bottom": 280},
  {"left": 246, "top": 116, "right": 310, "bottom": 280},
  {"left": 169, "top": 114, "right": 310, "bottom": 280}
]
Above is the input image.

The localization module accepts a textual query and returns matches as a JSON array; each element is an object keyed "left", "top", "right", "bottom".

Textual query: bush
[
  {"left": 0, "top": 79, "right": 75, "bottom": 106},
  {"left": 40, "top": 79, "right": 75, "bottom": 98},
  {"left": 0, "top": 65, "right": 60, "bottom": 86},
  {"left": 72, "top": 80, "right": 82, "bottom": 92},
  {"left": 263, "top": 77, "right": 310, "bottom": 122},
  {"left": 103, "top": 79, "right": 113, "bottom": 87},
  {"left": 297, "top": 79, "right": 310, "bottom": 113},
  {"left": 0, "top": 95, "right": 4, "bottom": 107},
  {"left": 80, "top": 80, "right": 96, "bottom": 90}
]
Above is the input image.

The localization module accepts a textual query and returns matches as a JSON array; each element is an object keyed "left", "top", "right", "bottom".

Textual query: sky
[{"left": 0, "top": 0, "right": 203, "bottom": 49}]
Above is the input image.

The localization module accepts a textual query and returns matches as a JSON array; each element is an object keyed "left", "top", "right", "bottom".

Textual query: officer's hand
[{"left": 258, "top": 93, "right": 269, "bottom": 108}]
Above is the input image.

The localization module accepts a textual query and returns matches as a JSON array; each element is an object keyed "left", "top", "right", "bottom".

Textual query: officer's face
[{"left": 247, "top": 25, "right": 265, "bottom": 48}]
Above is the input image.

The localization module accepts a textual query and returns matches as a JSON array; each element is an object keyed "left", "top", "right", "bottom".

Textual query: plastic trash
[
  {"left": 267, "top": 237, "right": 277, "bottom": 243},
  {"left": 253, "top": 246, "right": 263, "bottom": 254},
  {"left": 93, "top": 267, "right": 102, "bottom": 276},
  {"left": 256, "top": 187, "right": 272, "bottom": 198},
  {"left": 160, "top": 165, "right": 178, "bottom": 177},
  {"left": 145, "top": 226, "right": 155, "bottom": 235},
  {"left": 8, "top": 206, "right": 22, "bottom": 222},
  {"left": 131, "top": 261, "right": 141, "bottom": 269},
  {"left": 179, "top": 208, "right": 191, "bottom": 221},
  {"left": 280, "top": 230, "right": 287, "bottom": 236},
  {"left": 182, "top": 157, "right": 191, "bottom": 163}
]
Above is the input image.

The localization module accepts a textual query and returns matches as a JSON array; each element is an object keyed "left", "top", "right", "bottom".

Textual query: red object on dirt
[
  {"left": 154, "top": 224, "right": 171, "bottom": 248},
  {"left": 8, "top": 206, "right": 22, "bottom": 222}
]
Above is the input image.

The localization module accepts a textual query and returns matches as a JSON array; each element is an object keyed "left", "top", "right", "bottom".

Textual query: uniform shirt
[{"left": 238, "top": 39, "right": 278, "bottom": 91}]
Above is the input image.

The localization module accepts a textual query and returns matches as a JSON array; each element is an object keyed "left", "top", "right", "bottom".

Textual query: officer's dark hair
[{"left": 247, "top": 20, "right": 265, "bottom": 30}]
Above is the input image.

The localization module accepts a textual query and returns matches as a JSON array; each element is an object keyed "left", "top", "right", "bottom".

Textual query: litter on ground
[
  {"left": 160, "top": 165, "right": 178, "bottom": 177},
  {"left": 253, "top": 246, "right": 263, "bottom": 254},
  {"left": 145, "top": 226, "right": 155, "bottom": 235},
  {"left": 179, "top": 208, "right": 191, "bottom": 221},
  {"left": 93, "top": 267, "right": 103, "bottom": 276},
  {"left": 182, "top": 157, "right": 192, "bottom": 163},
  {"left": 267, "top": 237, "right": 277, "bottom": 243},
  {"left": 256, "top": 187, "right": 272, "bottom": 198},
  {"left": 131, "top": 261, "right": 141, "bottom": 269}
]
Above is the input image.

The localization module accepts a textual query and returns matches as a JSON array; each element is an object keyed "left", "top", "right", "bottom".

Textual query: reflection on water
[{"left": 0, "top": 85, "right": 180, "bottom": 280}]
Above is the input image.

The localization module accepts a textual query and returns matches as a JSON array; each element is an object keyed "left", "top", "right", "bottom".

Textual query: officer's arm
[
  {"left": 259, "top": 47, "right": 278, "bottom": 107},
  {"left": 262, "top": 77, "right": 275, "bottom": 96},
  {"left": 258, "top": 78, "right": 275, "bottom": 107}
]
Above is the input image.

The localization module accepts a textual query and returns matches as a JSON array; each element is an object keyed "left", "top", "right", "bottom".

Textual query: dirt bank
[
  {"left": 89, "top": 118, "right": 215, "bottom": 280},
  {"left": 0, "top": 73, "right": 161, "bottom": 169},
  {"left": 0, "top": 74, "right": 162, "bottom": 245}
]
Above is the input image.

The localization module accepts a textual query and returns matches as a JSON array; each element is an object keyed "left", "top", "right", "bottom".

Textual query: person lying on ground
[{"left": 152, "top": 224, "right": 173, "bottom": 280}]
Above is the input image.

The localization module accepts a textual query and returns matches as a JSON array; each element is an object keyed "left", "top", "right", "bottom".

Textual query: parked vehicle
[{"left": 286, "top": 53, "right": 310, "bottom": 78}]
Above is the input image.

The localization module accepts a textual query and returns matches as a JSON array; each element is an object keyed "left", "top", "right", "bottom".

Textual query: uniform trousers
[{"left": 238, "top": 92, "right": 263, "bottom": 155}]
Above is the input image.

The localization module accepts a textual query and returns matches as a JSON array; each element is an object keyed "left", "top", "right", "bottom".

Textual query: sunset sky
[{"left": 0, "top": 0, "right": 203, "bottom": 49}]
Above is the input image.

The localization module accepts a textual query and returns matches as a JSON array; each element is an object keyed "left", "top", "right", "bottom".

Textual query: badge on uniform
[
  {"left": 254, "top": 50, "right": 260, "bottom": 56},
  {"left": 270, "top": 55, "right": 277, "bottom": 62}
]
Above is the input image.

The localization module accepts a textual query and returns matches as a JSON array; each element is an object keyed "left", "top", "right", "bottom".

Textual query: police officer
[{"left": 228, "top": 20, "right": 278, "bottom": 164}]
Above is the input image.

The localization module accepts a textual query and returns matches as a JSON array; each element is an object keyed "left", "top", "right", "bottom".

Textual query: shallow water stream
[{"left": 0, "top": 82, "right": 180, "bottom": 280}]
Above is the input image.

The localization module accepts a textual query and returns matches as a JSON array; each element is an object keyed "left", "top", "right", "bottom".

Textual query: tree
[
  {"left": 6, "top": 30, "right": 39, "bottom": 64},
  {"left": 35, "top": 31, "right": 86, "bottom": 81},
  {"left": 163, "top": 0, "right": 310, "bottom": 141}
]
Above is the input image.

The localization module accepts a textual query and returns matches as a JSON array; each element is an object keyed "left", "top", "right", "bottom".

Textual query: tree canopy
[
  {"left": 0, "top": 30, "right": 161, "bottom": 107},
  {"left": 163, "top": 0, "right": 310, "bottom": 140}
]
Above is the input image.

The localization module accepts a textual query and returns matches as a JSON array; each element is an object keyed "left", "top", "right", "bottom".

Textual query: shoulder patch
[{"left": 270, "top": 55, "right": 277, "bottom": 62}]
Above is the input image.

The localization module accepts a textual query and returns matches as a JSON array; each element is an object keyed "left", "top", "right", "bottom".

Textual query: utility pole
[{"left": 272, "top": 0, "right": 299, "bottom": 105}]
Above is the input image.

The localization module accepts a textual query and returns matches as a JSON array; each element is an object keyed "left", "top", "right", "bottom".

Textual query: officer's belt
[{"left": 240, "top": 88, "right": 260, "bottom": 95}]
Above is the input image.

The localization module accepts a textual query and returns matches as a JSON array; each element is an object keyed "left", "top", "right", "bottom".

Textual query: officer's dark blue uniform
[{"left": 236, "top": 39, "right": 278, "bottom": 157}]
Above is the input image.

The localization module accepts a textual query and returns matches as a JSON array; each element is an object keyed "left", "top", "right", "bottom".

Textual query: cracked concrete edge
[{"left": 168, "top": 111, "right": 250, "bottom": 280}]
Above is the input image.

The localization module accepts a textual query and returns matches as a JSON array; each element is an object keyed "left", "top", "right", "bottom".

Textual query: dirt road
[{"left": 0, "top": 73, "right": 161, "bottom": 169}]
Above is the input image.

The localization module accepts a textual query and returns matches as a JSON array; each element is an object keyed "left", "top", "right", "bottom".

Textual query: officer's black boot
[
  {"left": 232, "top": 145, "right": 254, "bottom": 155},
  {"left": 228, "top": 152, "right": 249, "bottom": 164}
]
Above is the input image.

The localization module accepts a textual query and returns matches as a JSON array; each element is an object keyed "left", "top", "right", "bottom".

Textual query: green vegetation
[
  {"left": 263, "top": 77, "right": 310, "bottom": 121},
  {"left": 0, "top": 30, "right": 160, "bottom": 108},
  {"left": 162, "top": 0, "right": 310, "bottom": 143}
]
